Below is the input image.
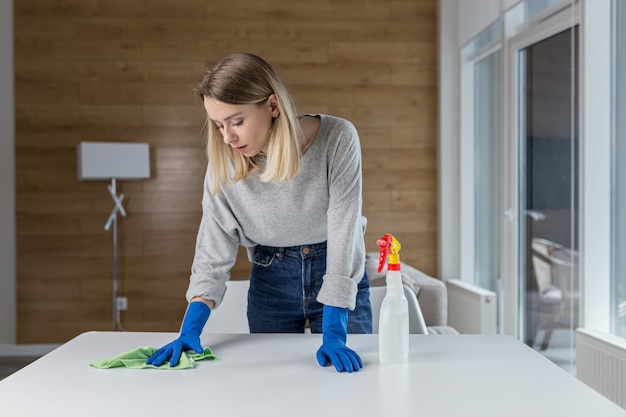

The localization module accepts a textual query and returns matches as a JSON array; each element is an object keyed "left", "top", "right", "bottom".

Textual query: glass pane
[
  {"left": 464, "top": 19, "right": 501, "bottom": 57},
  {"left": 519, "top": 27, "right": 579, "bottom": 372},
  {"left": 613, "top": 0, "right": 626, "bottom": 337},
  {"left": 474, "top": 50, "right": 501, "bottom": 294},
  {"left": 474, "top": 19, "right": 501, "bottom": 51},
  {"left": 525, "top": 0, "right": 562, "bottom": 20}
]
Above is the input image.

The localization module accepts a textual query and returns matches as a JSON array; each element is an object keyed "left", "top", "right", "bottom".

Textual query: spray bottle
[{"left": 377, "top": 233, "right": 409, "bottom": 363}]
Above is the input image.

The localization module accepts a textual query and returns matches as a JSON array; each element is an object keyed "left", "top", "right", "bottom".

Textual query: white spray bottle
[{"left": 377, "top": 233, "right": 409, "bottom": 363}]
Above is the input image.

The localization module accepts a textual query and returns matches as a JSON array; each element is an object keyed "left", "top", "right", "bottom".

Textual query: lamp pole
[{"left": 105, "top": 178, "right": 126, "bottom": 331}]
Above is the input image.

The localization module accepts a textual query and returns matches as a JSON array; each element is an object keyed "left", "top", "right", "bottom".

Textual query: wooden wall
[{"left": 14, "top": 0, "right": 438, "bottom": 343}]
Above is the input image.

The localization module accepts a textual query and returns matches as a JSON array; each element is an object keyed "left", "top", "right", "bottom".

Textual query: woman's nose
[{"left": 222, "top": 126, "right": 237, "bottom": 144}]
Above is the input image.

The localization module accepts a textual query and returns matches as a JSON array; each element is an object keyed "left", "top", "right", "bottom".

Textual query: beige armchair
[
  {"left": 365, "top": 252, "right": 458, "bottom": 335},
  {"left": 530, "top": 238, "right": 580, "bottom": 350}
]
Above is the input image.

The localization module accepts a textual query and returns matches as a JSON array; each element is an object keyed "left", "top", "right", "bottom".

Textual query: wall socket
[{"left": 116, "top": 296, "right": 128, "bottom": 311}]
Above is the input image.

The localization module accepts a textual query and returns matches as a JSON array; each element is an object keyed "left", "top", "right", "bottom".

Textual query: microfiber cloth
[{"left": 89, "top": 346, "right": 217, "bottom": 370}]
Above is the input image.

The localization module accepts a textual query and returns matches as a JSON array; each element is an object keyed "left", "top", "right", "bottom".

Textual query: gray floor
[{"left": 0, "top": 357, "right": 40, "bottom": 381}]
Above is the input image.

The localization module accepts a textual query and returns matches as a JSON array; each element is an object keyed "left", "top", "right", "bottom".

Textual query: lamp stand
[{"left": 104, "top": 178, "right": 126, "bottom": 331}]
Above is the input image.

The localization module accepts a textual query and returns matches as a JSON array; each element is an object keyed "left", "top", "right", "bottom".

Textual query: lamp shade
[{"left": 77, "top": 142, "right": 150, "bottom": 180}]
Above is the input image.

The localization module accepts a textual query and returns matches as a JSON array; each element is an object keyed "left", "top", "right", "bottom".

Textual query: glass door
[{"left": 518, "top": 27, "right": 579, "bottom": 369}]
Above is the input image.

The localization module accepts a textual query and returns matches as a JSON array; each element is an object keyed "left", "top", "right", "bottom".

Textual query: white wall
[
  {"left": 580, "top": 0, "right": 612, "bottom": 332},
  {"left": 458, "top": 0, "right": 501, "bottom": 46},
  {"left": 0, "top": 0, "right": 16, "bottom": 345},
  {"left": 457, "top": 0, "right": 523, "bottom": 47}
]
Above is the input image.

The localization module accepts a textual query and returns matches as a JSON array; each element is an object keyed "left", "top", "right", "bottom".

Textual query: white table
[{"left": 1, "top": 332, "right": 624, "bottom": 417}]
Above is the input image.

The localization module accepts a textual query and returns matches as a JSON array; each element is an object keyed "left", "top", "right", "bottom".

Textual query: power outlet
[{"left": 116, "top": 296, "right": 128, "bottom": 311}]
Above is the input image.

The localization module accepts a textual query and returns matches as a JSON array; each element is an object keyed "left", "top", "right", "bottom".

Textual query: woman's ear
[{"left": 267, "top": 93, "right": 280, "bottom": 117}]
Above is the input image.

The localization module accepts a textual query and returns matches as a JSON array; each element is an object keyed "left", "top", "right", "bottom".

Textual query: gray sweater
[{"left": 186, "top": 114, "right": 366, "bottom": 310}]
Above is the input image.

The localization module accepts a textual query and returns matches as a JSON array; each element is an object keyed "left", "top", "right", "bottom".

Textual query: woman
[{"left": 146, "top": 53, "right": 371, "bottom": 373}]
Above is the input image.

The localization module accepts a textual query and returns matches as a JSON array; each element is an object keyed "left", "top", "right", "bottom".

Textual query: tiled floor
[{"left": 0, "top": 357, "right": 39, "bottom": 381}]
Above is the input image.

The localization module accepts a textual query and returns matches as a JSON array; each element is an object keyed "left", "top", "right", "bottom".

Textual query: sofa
[{"left": 365, "top": 252, "right": 458, "bottom": 335}]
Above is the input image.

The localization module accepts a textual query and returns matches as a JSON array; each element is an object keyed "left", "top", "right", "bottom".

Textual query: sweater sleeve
[
  {"left": 316, "top": 119, "right": 366, "bottom": 310},
  {"left": 185, "top": 169, "right": 241, "bottom": 308}
]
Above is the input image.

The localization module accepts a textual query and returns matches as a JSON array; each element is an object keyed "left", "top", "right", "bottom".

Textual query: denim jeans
[{"left": 247, "top": 242, "right": 372, "bottom": 334}]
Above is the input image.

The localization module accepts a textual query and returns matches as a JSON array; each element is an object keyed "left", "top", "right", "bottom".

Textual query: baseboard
[{"left": 0, "top": 343, "right": 60, "bottom": 357}]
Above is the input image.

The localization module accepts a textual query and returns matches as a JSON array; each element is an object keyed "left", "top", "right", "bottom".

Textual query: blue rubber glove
[
  {"left": 146, "top": 301, "right": 211, "bottom": 367},
  {"left": 316, "top": 305, "right": 363, "bottom": 373}
]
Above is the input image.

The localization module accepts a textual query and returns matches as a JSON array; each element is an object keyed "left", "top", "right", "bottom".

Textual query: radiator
[
  {"left": 446, "top": 279, "right": 497, "bottom": 334},
  {"left": 576, "top": 328, "right": 626, "bottom": 409}
]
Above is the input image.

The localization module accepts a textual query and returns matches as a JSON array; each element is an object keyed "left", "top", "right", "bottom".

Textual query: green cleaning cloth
[{"left": 89, "top": 346, "right": 217, "bottom": 370}]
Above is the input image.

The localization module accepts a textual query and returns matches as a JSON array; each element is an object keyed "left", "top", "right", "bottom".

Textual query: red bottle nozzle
[
  {"left": 377, "top": 234, "right": 393, "bottom": 273},
  {"left": 377, "top": 233, "right": 401, "bottom": 273}
]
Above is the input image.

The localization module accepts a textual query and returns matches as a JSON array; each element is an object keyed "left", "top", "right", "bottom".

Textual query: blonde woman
[{"left": 147, "top": 53, "right": 371, "bottom": 373}]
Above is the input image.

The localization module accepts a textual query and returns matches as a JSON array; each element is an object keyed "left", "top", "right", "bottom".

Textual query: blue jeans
[{"left": 247, "top": 242, "right": 372, "bottom": 334}]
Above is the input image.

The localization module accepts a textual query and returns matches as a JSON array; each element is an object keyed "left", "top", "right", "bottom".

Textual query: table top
[{"left": 1, "top": 332, "right": 624, "bottom": 417}]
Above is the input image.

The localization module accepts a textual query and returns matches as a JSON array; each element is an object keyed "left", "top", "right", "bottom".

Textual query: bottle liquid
[{"left": 377, "top": 233, "right": 409, "bottom": 364}]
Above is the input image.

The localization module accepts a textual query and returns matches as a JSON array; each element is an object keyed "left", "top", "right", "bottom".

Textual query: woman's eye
[{"left": 232, "top": 120, "right": 243, "bottom": 127}]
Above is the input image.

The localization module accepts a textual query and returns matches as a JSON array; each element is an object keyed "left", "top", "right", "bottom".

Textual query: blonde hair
[{"left": 195, "top": 53, "right": 303, "bottom": 195}]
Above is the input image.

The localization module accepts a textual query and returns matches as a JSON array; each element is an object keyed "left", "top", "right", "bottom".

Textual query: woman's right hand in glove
[{"left": 146, "top": 301, "right": 211, "bottom": 367}]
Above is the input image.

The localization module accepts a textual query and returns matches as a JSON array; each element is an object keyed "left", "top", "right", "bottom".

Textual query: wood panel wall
[{"left": 14, "top": 0, "right": 438, "bottom": 343}]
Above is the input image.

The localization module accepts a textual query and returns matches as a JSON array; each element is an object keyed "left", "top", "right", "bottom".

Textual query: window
[
  {"left": 443, "top": 1, "right": 620, "bottom": 361},
  {"left": 474, "top": 50, "right": 501, "bottom": 293},
  {"left": 525, "top": 0, "right": 563, "bottom": 20},
  {"left": 459, "top": 20, "right": 502, "bottom": 296}
]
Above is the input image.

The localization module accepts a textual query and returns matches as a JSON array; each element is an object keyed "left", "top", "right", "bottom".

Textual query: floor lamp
[{"left": 77, "top": 142, "right": 150, "bottom": 331}]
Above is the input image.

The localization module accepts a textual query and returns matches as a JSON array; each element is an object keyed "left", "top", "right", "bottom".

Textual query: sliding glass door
[{"left": 516, "top": 27, "right": 579, "bottom": 369}]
